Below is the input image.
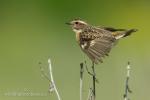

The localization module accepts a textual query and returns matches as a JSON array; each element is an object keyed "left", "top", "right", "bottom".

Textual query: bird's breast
[{"left": 75, "top": 32, "right": 80, "bottom": 43}]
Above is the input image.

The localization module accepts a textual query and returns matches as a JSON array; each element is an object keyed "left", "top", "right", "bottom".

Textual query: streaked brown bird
[{"left": 66, "top": 19, "right": 137, "bottom": 64}]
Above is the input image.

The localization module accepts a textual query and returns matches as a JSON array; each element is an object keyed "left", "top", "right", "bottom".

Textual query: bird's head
[{"left": 66, "top": 19, "right": 88, "bottom": 33}]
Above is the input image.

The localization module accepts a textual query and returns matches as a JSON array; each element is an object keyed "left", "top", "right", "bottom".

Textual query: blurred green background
[{"left": 0, "top": 0, "right": 150, "bottom": 100}]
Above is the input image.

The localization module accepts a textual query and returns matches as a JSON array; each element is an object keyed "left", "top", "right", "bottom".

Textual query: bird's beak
[{"left": 65, "top": 22, "right": 72, "bottom": 25}]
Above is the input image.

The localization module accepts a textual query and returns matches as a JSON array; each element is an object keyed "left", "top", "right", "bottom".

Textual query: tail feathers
[{"left": 114, "top": 29, "right": 138, "bottom": 39}]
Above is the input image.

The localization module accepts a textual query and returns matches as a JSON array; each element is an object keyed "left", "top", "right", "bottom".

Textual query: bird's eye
[{"left": 75, "top": 22, "right": 79, "bottom": 24}]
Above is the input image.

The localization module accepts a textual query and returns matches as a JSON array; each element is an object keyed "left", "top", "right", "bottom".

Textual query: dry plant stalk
[
  {"left": 40, "top": 58, "right": 61, "bottom": 100},
  {"left": 124, "top": 62, "right": 132, "bottom": 100},
  {"left": 80, "top": 61, "right": 96, "bottom": 100}
]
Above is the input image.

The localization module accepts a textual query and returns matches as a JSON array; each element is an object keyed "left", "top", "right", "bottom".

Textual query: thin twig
[
  {"left": 39, "top": 63, "right": 51, "bottom": 81},
  {"left": 84, "top": 61, "right": 97, "bottom": 100},
  {"left": 80, "top": 63, "right": 84, "bottom": 100},
  {"left": 87, "top": 88, "right": 93, "bottom": 100},
  {"left": 124, "top": 61, "right": 132, "bottom": 100},
  {"left": 48, "top": 59, "right": 61, "bottom": 100},
  {"left": 85, "top": 61, "right": 94, "bottom": 76},
  {"left": 85, "top": 61, "right": 99, "bottom": 83}
]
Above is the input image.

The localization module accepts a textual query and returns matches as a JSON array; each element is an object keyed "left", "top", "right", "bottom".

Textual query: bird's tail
[{"left": 114, "top": 29, "right": 138, "bottom": 39}]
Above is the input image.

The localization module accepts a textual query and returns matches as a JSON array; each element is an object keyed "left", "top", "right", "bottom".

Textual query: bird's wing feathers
[
  {"left": 98, "top": 26, "right": 127, "bottom": 32},
  {"left": 80, "top": 27, "right": 116, "bottom": 64}
]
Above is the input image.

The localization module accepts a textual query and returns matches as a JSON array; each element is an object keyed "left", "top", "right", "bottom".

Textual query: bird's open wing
[{"left": 80, "top": 27, "right": 116, "bottom": 64}]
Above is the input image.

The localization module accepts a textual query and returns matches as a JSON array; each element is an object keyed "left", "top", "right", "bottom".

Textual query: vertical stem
[
  {"left": 124, "top": 61, "right": 132, "bottom": 100},
  {"left": 92, "top": 61, "right": 96, "bottom": 100},
  {"left": 87, "top": 88, "right": 93, "bottom": 100},
  {"left": 124, "top": 77, "right": 129, "bottom": 100},
  {"left": 80, "top": 63, "right": 84, "bottom": 100}
]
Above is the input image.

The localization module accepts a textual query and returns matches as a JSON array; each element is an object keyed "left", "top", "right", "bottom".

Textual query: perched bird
[{"left": 66, "top": 19, "right": 137, "bottom": 64}]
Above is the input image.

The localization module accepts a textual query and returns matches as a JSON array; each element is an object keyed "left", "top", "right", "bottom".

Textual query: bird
[{"left": 66, "top": 18, "right": 137, "bottom": 64}]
